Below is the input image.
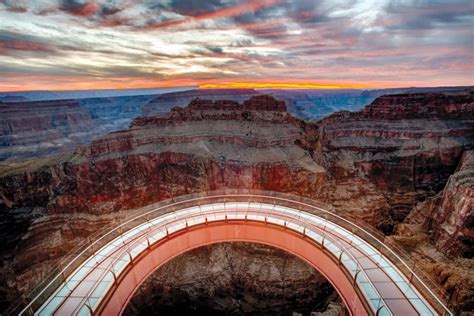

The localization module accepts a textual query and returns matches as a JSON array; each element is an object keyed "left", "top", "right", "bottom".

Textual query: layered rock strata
[
  {"left": 0, "top": 91, "right": 472, "bottom": 313},
  {"left": 0, "top": 100, "right": 95, "bottom": 160},
  {"left": 432, "top": 150, "right": 474, "bottom": 257},
  {"left": 0, "top": 95, "right": 158, "bottom": 161},
  {"left": 317, "top": 91, "right": 473, "bottom": 233}
]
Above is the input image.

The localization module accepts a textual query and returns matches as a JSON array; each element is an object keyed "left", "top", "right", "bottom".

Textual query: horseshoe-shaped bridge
[{"left": 15, "top": 191, "right": 451, "bottom": 316}]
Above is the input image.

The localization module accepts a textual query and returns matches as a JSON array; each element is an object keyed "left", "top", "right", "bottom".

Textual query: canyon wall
[
  {"left": 0, "top": 100, "right": 95, "bottom": 160},
  {"left": 432, "top": 150, "right": 474, "bottom": 257},
  {"left": 0, "top": 91, "right": 472, "bottom": 313},
  {"left": 0, "top": 95, "right": 157, "bottom": 161}
]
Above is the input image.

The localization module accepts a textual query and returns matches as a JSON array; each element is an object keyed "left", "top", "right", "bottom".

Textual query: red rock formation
[
  {"left": 360, "top": 92, "right": 474, "bottom": 120},
  {"left": 317, "top": 91, "right": 473, "bottom": 233},
  {"left": 0, "top": 95, "right": 158, "bottom": 161},
  {"left": 0, "top": 92, "right": 472, "bottom": 313},
  {"left": 431, "top": 150, "right": 474, "bottom": 257}
]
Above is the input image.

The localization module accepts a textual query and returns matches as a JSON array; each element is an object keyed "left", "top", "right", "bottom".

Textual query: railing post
[
  {"left": 127, "top": 248, "right": 133, "bottom": 264},
  {"left": 110, "top": 269, "right": 118, "bottom": 285},
  {"left": 85, "top": 299, "right": 94, "bottom": 315},
  {"left": 146, "top": 237, "right": 151, "bottom": 250},
  {"left": 338, "top": 250, "right": 343, "bottom": 266},
  {"left": 353, "top": 269, "right": 361, "bottom": 286}
]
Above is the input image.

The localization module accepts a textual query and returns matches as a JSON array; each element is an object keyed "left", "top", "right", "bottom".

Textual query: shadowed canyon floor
[
  {"left": 123, "top": 242, "right": 342, "bottom": 316},
  {"left": 0, "top": 91, "right": 473, "bottom": 314}
]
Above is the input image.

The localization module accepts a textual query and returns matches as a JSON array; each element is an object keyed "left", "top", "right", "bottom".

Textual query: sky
[{"left": 0, "top": 0, "right": 473, "bottom": 91}]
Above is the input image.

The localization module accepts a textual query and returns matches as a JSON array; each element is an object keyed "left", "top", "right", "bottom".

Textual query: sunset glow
[
  {"left": 200, "top": 82, "right": 372, "bottom": 90},
  {"left": 0, "top": 0, "right": 473, "bottom": 92}
]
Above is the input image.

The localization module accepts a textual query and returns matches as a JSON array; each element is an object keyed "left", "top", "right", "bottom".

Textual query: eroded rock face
[
  {"left": 0, "top": 95, "right": 158, "bottom": 161},
  {"left": 123, "top": 242, "right": 341, "bottom": 316},
  {"left": 431, "top": 150, "right": 474, "bottom": 258},
  {"left": 0, "top": 91, "right": 473, "bottom": 313},
  {"left": 317, "top": 91, "right": 473, "bottom": 233},
  {"left": 0, "top": 100, "right": 95, "bottom": 160}
]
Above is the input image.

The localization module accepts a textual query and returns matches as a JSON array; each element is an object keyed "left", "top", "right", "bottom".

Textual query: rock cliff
[
  {"left": 0, "top": 95, "right": 158, "bottom": 162},
  {"left": 0, "top": 100, "right": 95, "bottom": 160},
  {"left": 317, "top": 90, "right": 473, "bottom": 233},
  {"left": 0, "top": 91, "right": 472, "bottom": 313},
  {"left": 432, "top": 150, "right": 474, "bottom": 257}
]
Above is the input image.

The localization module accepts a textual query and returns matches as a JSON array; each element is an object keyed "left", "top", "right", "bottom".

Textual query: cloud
[
  {"left": 98, "top": 0, "right": 124, "bottom": 16},
  {"left": 381, "top": 1, "right": 474, "bottom": 31},
  {"left": 59, "top": 0, "right": 98, "bottom": 16},
  {"left": 0, "top": 0, "right": 473, "bottom": 91},
  {"left": 141, "top": 0, "right": 282, "bottom": 30},
  {"left": 0, "top": 0, "right": 27, "bottom": 13},
  {"left": 0, "top": 31, "right": 58, "bottom": 55}
]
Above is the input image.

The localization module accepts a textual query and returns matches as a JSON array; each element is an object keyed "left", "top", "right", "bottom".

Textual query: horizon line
[{"left": 0, "top": 84, "right": 473, "bottom": 94}]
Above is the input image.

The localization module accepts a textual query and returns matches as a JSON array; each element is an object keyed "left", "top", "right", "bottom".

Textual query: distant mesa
[
  {"left": 0, "top": 95, "right": 30, "bottom": 102},
  {"left": 188, "top": 94, "right": 287, "bottom": 111},
  {"left": 132, "top": 94, "right": 289, "bottom": 128}
]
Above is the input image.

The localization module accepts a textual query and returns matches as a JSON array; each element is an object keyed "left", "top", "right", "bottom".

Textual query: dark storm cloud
[{"left": 98, "top": 0, "right": 124, "bottom": 16}]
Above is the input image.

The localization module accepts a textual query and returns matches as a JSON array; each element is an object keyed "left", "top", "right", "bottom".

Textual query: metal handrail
[{"left": 7, "top": 189, "right": 452, "bottom": 316}]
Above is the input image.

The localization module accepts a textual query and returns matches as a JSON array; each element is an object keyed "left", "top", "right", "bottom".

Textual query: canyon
[
  {"left": 0, "top": 90, "right": 472, "bottom": 314},
  {"left": 3, "top": 86, "right": 467, "bottom": 163}
]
